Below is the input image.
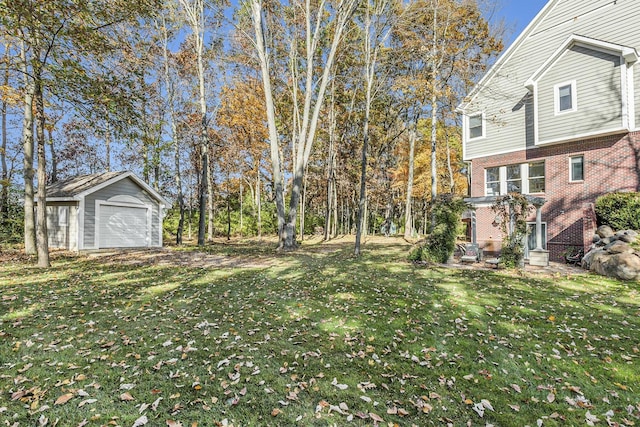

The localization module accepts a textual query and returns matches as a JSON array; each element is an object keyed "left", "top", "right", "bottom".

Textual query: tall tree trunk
[
  {"left": 445, "top": 125, "right": 454, "bottom": 192},
  {"left": 47, "top": 126, "right": 57, "bottom": 182},
  {"left": 1, "top": 62, "right": 8, "bottom": 222},
  {"left": 105, "top": 121, "right": 111, "bottom": 173},
  {"left": 239, "top": 181, "right": 243, "bottom": 236},
  {"left": 256, "top": 173, "right": 261, "bottom": 238},
  {"left": 20, "top": 41, "right": 36, "bottom": 255},
  {"left": 159, "top": 14, "right": 185, "bottom": 245},
  {"left": 430, "top": 92, "right": 438, "bottom": 202},
  {"left": 34, "top": 74, "right": 50, "bottom": 267},
  {"left": 355, "top": 98, "right": 371, "bottom": 255},
  {"left": 404, "top": 122, "right": 416, "bottom": 239},
  {"left": 207, "top": 154, "right": 214, "bottom": 241},
  {"left": 299, "top": 169, "right": 307, "bottom": 242},
  {"left": 250, "top": 0, "right": 286, "bottom": 245},
  {"left": 226, "top": 176, "right": 231, "bottom": 240},
  {"left": 331, "top": 179, "right": 338, "bottom": 237}
]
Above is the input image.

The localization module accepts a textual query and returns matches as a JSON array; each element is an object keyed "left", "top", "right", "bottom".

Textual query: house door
[
  {"left": 525, "top": 222, "right": 547, "bottom": 259},
  {"left": 97, "top": 204, "right": 150, "bottom": 248}
]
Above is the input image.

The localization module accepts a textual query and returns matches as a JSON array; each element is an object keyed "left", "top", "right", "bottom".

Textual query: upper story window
[
  {"left": 528, "top": 161, "right": 545, "bottom": 193},
  {"left": 555, "top": 80, "right": 577, "bottom": 114},
  {"left": 468, "top": 113, "right": 485, "bottom": 139},
  {"left": 570, "top": 155, "right": 584, "bottom": 181}
]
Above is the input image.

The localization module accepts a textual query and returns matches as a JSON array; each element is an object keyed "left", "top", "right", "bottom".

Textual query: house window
[
  {"left": 468, "top": 113, "right": 484, "bottom": 139},
  {"left": 555, "top": 81, "right": 577, "bottom": 114},
  {"left": 58, "top": 206, "right": 69, "bottom": 226},
  {"left": 485, "top": 167, "right": 500, "bottom": 196},
  {"left": 528, "top": 161, "right": 545, "bottom": 193},
  {"left": 506, "top": 165, "right": 522, "bottom": 193},
  {"left": 570, "top": 155, "right": 584, "bottom": 181}
]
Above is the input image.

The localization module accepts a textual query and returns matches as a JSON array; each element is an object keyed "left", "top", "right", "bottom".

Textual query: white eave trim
[{"left": 525, "top": 34, "right": 639, "bottom": 88}]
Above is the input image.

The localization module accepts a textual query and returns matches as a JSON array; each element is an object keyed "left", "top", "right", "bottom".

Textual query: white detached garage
[{"left": 45, "top": 171, "right": 169, "bottom": 251}]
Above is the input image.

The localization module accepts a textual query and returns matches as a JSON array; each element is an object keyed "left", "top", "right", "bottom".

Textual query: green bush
[
  {"left": 409, "top": 195, "right": 469, "bottom": 263},
  {"left": 594, "top": 192, "right": 640, "bottom": 231}
]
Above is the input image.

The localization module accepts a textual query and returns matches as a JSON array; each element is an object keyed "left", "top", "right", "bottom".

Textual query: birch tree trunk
[
  {"left": 159, "top": 14, "right": 185, "bottom": 244},
  {"left": 249, "top": 0, "right": 357, "bottom": 250},
  {"left": 34, "top": 68, "right": 50, "bottom": 268},
  {"left": 249, "top": 0, "right": 286, "bottom": 242},
  {"left": 1, "top": 61, "right": 9, "bottom": 221},
  {"left": 403, "top": 122, "right": 416, "bottom": 239},
  {"left": 355, "top": 0, "right": 394, "bottom": 253},
  {"left": 20, "top": 40, "right": 36, "bottom": 255},
  {"left": 179, "top": 0, "right": 210, "bottom": 246}
]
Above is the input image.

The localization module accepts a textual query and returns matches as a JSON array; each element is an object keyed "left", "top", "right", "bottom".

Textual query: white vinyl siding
[
  {"left": 46, "top": 203, "right": 78, "bottom": 251},
  {"left": 463, "top": 0, "right": 640, "bottom": 160},
  {"left": 537, "top": 45, "right": 623, "bottom": 144}
]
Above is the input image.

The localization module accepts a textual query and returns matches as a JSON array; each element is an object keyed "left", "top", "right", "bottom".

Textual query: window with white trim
[
  {"left": 468, "top": 113, "right": 484, "bottom": 139},
  {"left": 555, "top": 81, "right": 577, "bottom": 114},
  {"left": 528, "top": 161, "right": 545, "bottom": 193},
  {"left": 570, "top": 155, "right": 584, "bottom": 181},
  {"left": 506, "top": 165, "right": 522, "bottom": 193},
  {"left": 485, "top": 161, "right": 546, "bottom": 196},
  {"left": 485, "top": 167, "right": 500, "bottom": 196}
]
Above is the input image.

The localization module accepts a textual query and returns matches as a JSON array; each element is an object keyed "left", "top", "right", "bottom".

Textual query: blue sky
[{"left": 491, "top": 0, "right": 549, "bottom": 47}]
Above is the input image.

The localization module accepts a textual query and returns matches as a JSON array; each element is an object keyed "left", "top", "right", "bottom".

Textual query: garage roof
[{"left": 46, "top": 171, "right": 170, "bottom": 207}]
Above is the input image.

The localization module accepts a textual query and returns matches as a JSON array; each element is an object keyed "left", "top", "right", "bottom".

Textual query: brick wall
[{"left": 469, "top": 131, "right": 640, "bottom": 260}]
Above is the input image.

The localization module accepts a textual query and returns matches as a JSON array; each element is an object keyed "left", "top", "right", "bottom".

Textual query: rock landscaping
[{"left": 582, "top": 225, "right": 640, "bottom": 281}]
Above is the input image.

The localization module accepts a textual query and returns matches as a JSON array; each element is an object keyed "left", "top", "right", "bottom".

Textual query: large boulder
[
  {"left": 591, "top": 252, "right": 640, "bottom": 281},
  {"left": 596, "top": 225, "right": 615, "bottom": 238},
  {"left": 605, "top": 240, "right": 635, "bottom": 254},
  {"left": 583, "top": 227, "right": 639, "bottom": 281}
]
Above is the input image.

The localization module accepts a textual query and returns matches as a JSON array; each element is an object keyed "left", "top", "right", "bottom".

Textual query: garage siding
[
  {"left": 46, "top": 203, "right": 79, "bottom": 251},
  {"left": 83, "top": 177, "right": 161, "bottom": 249}
]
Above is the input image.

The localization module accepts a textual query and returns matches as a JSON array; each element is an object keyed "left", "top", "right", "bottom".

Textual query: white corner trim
[{"left": 78, "top": 198, "right": 85, "bottom": 251}]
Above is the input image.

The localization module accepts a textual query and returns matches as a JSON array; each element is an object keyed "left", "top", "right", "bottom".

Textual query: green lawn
[{"left": 1, "top": 238, "right": 639, "bottom": 426}]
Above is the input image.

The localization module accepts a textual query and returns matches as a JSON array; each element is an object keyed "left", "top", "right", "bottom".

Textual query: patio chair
[{"left": 460, "top": 243, "right": 482, "bottom": 264}]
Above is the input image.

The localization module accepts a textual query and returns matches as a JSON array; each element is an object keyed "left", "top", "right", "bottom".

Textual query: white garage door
[{"left": 98, "top": 204, "right": 149, "bottom": 248}]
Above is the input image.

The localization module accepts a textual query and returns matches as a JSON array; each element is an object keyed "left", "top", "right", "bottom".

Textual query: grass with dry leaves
[{"left": 1, "top": 237, "right": 639, "bottom": 427}]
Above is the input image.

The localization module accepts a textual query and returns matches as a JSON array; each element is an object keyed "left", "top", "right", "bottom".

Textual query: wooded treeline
[{"left": 0, "top": 0, "right": 502, "bottom": 265}]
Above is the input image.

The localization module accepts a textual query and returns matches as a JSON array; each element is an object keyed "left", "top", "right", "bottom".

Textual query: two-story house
[{"left": 458, "top": 0, "right": 640, "bottom": 262}]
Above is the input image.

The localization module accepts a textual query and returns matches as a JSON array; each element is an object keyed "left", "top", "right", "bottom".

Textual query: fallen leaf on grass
[
  {"left": 120, "top": 393, "right": 135, "bottom": 401},
  {"left": 369, "top": 412, "right": 383, "bottom": 422},
  {"left": 166, "top": 421, "right": 182, "bottom": 427},
  {"left": 54, "top": 393, "right": 74, "bottom": 405},
  {"left": 78, "top": 399, "right": 97, "bottom": 407},
  {"left": 133, "top": 415, "right": 148, "bottom": 426},
  {"left": 331, "top": 378, "right": 348, "bottom": 390},
  {"left": 271, "top": 408, "right": 282, "bottom": 416}
]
